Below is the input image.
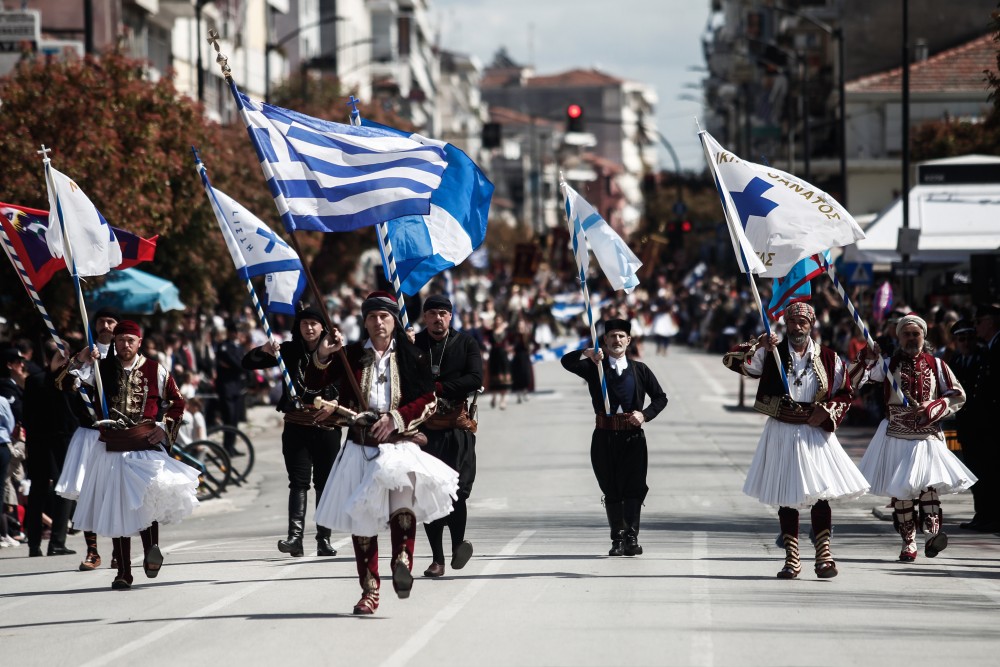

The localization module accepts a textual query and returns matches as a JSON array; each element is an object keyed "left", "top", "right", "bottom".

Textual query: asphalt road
[{"left": 2, "top": 344, "right": 999, "bottom": 667}]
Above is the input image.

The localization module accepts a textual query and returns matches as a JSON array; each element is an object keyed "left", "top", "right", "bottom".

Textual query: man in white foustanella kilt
[
  {"left": 849, "top": 313, "right": 974, "bottom": 563},
  {"left": 723, "top": 302, "right": 869, "bottom": 579},
  {"left": 313, "top": 292, "right": 459, "bottom": 616},
  {"left": 64, "top": 320, "right": 199, "bottom": 590}
]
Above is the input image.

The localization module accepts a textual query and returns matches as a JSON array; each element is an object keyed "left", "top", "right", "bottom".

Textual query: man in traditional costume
[
  {"left": 851, "top": 313, "right": 974, "bottom": 562},
  {"left": 54, "top": 306, "right": 120, "bottom": 571},
  {"left": 561, "top": 318, "right": 668, "bottom": 557},
  {"left": 723, "top": 303, "right": 868, "bottom": 579},
  {"left": 65, "top": 320, "right": 199, "bottom": 589},
  {"left": 414, "top": 294, "right": 481, "bottom": 577},
  {"left": 242, "top": 306, "right": 342, "bottom": 557},
  {"left": 314, "top": 292, "right": 458, "bottom": 615}
]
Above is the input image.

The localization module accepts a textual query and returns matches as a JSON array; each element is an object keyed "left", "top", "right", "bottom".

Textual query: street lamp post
[{"left": 265, "top": 14, "right": 345, "bottom": 103}]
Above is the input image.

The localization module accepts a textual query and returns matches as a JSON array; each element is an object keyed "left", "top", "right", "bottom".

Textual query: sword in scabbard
[{"left": 468, "top": 386, "right": 484, "bottom": 422}]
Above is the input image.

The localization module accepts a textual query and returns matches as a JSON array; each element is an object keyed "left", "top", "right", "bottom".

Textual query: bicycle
[
  {"left": 205, "top": 424, "right": 255, "bottom": 484},
  {"left": 171, "top": 439, "right": 233, "bottom": 501}
]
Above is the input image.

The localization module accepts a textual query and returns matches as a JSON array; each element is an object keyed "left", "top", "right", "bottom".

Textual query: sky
[{"left": 432, "top": 0, "right": 711, "bottom": 172}]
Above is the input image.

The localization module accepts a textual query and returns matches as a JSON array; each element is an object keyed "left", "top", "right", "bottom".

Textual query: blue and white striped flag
[
  {"left": 563, "top": 182, "right": 642, "bottom": 294},
  {"left": 362, "top": 119, "right": 493, "bottom": 295},
  {"left": 198, "top": 161, "right": 306, "bottom": 315},
  {"left": 232, "top": 83, "right": 449, "bottom": 233}
]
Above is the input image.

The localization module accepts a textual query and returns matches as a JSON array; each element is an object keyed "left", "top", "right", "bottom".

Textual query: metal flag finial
[
  {"left": 37, "top": 144, "right": 51, "bottom": 162},
  {"left": 207, "top": 29, "right": 232, "bottom": 81}
]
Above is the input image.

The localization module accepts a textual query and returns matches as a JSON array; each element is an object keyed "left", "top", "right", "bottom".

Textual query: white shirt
[
  {"left": 365, "top": 338, "right": 396, "bottom": 413},
  {"left": 608, "top": 354, "right": 629, "bottom": 376}
]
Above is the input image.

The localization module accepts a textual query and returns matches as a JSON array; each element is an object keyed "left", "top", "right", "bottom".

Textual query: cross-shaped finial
[
  {"left": 207, "top": 29, "right": 232, "bottom": 81},
  {"left": 347, "top": 95, "right": 361, "bottom": 122},
  {"left": 37, "top": 144, "right": 51, "bottom": 161}
]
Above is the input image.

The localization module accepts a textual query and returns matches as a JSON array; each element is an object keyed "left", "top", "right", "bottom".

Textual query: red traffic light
[
  {"left": 681, "top": 220, "right": 692, "bottom": 232},
  {"left": 567, "top": 104, "right": 583, "bottom": 119}
]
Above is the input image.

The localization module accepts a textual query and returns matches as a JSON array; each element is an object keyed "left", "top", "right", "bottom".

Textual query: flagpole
[
  {"left": 822, "top": 257, "right": 908, "bottom": 406},
  {"left": 195, "top": 151, "right": 301, "bottom": 408},
  {"left": 699, "top": 133, "right": 790, "bottom": 394},
  {"left": 42, "top": 151, "right": 108, "bottom": 418},
  {"left": 562, "top": 179, "right": 610, "bottom": 415},
  {"left": 0, "top": 218, "right": 98, "bottom": 420},
  {"left": 209, "top": 31, "right": 366, "bottom": 409},
  {"left": 346, "top": 96, "right": 412, "bottom": 329}
]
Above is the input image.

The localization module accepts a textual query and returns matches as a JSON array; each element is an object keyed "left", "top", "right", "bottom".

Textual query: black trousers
[
  {"left": 281, "top": 422, "right": 342, "bottom": 498},
  {"left": 590, "top": 428, "right": 648, "bottom": 503},
  {"left": 25, "top": 449, "right": 71, "bottom": 549},
  {"left": 422, "top": 428, "right": 476, "bottom": 500},
  {"left": 958, "top": 421, "right": 998, "bottom": 518}
]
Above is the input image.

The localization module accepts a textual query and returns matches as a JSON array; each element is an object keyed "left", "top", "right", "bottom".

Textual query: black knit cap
[
  {"left": 423, "top": 294, "right": 453, "bottom": 313},
  {"left": 604, "top": 318, "right": 631, "bottom": 336},
  {"left": 296, "top": 305, "right": 325, "bottom": 324},
  {"left": 362, "top": 291, "right": 400, "bottom": 319},
  {"left": 94, "top": 307, "right": 120, "bottom": 322}
]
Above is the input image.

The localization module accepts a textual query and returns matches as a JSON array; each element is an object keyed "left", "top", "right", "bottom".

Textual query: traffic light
[
  {"left": 566, "top": 103, "right": 585, "bottom": 133},
  {"left": 666, "top": 220, "right": 692, "bottom": 246}
]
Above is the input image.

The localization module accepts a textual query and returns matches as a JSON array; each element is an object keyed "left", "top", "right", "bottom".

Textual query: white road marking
[
  {"left": 689, "top": 531, "right": 714, "bottom": 667},
  {"left": 378, "top": 530, "right": 535, "bottom": 667}
]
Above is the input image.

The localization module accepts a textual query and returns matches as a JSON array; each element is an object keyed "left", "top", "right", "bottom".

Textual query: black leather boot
[
  {"left": 278, "top": 489, "right": 307, "bottom": 557},
  {"left": 605, "top": 500, "right": 626, "bottom": 556},
  {"left": 316, "top": 525, "right": 337, "bottom": 556},
  {"left": 623, "top": 498, "right": 643, "bottom": 556}
]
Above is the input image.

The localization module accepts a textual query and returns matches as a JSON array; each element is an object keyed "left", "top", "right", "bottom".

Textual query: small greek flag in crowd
[
  {"left": 562, "top": 182, "right": 642, "bottom": 294},
  {"left": 362, "top": 119, "right": 493, "bottom": 295},
  {"left": 233, "top": 84, "right": 449, "bottom": 233},
  {"left": 198, "top": 161, "right": 306, "bottom": 315},
  {"left": 700, "top": 131, "right": 864, "bottom": 278},
  {"left": 531, "top": 338, "right": 589, "bottom": 364},
  {"left": 44, "top": 165, "right": 122, "bottom": 277}
]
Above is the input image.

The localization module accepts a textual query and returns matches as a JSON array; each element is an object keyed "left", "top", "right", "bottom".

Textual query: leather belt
[
  {"left": 754, "top": 395, "right": 813, "bottom": 425},
  {"left": 351, "top": 429, "right": 428, "bottom": 447},
  {"left": 595, "top": 414, "right": 641, "bottom": 431}
]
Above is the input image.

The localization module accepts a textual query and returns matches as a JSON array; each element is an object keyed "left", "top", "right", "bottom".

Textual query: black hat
[
  {"left": 423, "top": 294, "right": 453, "bottom": 313},
  {"left": 296, "top": 305, "right": 325, "bottom": 324},
  {"left": 94, "top": 307, "right": 120, "bottom": 322},
  {"left": 361, "top": 291, "right": 400, "bottom": 320},
  {"left": 1, "top": 347, "right": 25, "bottom": 364},
  {"left": 604, "top": 318, "right": 631, "bottom": 336},
  {"left": 975, "top": 303, "right": 1000, "bottom": 319},
  {"left": 951, "top": 319, "right": 975, "bottom": 336}
]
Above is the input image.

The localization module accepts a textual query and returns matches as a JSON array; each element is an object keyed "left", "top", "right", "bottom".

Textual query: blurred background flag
[
  {"left": 362, "top": 119, "right": 493, "bottom": 295},
  {"left": 0, "top": 203, "right": 63, "bottom": 289},
  {"left": 198, "top": 160, "right": 306, "bottom": 316},
  {"left": 562, "top": 182, "right": 642, "bottom": 294},
  {"left": 233, "top": 87, "right": 448, "bottom": 233},
  {"left": 767, "top": 251, "right": 831, "bottom": 320}
]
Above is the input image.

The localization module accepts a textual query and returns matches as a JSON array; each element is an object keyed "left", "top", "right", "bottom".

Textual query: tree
[{"left": 0, "top": 49, "right": 278, "bottom": 334}]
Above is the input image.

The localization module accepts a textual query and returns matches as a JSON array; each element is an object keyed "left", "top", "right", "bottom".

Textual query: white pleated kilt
[
  {"left": 71, "top": 441, "right": 201, "bottom": 538},
  {"left": 743, "top": 418, "right": 870, "bottom": 508},
  {"left": 315, "top": 437, "right": 459, "bottom": 537},
  {"left": 54, "top": 428, "right": 103, "bottom": 500},
  {"left": 859, "top": 420, "right": 977, "bottom": 499}
]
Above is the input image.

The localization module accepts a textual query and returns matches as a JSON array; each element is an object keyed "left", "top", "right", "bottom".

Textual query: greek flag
[
  {"left": 198, "top": 161, "right": 306, "bottom": 315},
  {"left": 563, "top": 182, "right": 642, "bottom": 294},
  {"left": 361, "top": 119, "right": 493, "bottom": 295},
  {"left": 700, "top": 131, "right": 864, "bottom": 278},
  {"left": 232, "top": 83, "right": 449, "bottom": 233}
]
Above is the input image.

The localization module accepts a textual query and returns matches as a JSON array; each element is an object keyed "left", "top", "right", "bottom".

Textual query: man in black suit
[
  {"left": 561, "top": 319, "right": 668, "bottom": 557},
  {"left": 965, "top": 304, "right": 1000, "bottom": 532}
]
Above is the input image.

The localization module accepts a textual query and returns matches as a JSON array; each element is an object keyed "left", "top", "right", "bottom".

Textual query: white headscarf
[{"left": 896, "top": 314, "right": 927, "bottom": 337}]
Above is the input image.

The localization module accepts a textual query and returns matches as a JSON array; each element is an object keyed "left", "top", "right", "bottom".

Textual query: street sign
[
  {"left": 892, "top": 261, "right": 921, "bottom": 278},
  {"left": 896, "top": 227, "right": 920, "bottom": 256},
  {"left": 841, "top": 262, "right": 874, "bottom": 286},
  {"left": 0, "top": 10, "right": 40, "bottom": 77}
]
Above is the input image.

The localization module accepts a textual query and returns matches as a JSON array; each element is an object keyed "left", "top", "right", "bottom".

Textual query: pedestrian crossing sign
[{"left": 842, "top": 262, "right": 873, "bottom": 286}]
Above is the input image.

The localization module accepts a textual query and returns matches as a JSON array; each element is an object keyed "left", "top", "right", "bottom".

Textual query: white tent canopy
[{"left": 843, "top": 155, "right": 1000, "bottom": 264}]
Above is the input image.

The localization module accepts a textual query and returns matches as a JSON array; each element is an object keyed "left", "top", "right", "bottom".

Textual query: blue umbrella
[{"left": 86, "top": 268, "right": 186, "bottom": 315}]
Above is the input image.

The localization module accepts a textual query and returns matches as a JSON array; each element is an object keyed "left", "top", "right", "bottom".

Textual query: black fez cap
[
  {"left": 423, "top": 294, "right": 453, "bottom": 313},
  {"left": 94, "top": 307, "right": 120, "bottom": 322},
  {"left": 975, "top": 303, "right": 1000, "bottom": 319},
  {"left": 604, "top": 318, "right": 631, "bottom": 336},
  {"left": 951, "top": 319, "right": 975, "bottom": 336}
]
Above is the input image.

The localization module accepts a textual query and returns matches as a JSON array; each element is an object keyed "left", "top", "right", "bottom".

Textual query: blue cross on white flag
[
  {"left": 562, "top": 182, "right": 642, "bottom": 293},
  {"left": 232, "top": 83, "right": 449, "bottom": 234},
  {"left": 44, "top": 165, "right": 122, "bottom": 277},
  {"left": 699, "top": 131, "right": 865, "bottom": 278},
  {"left": 361, "top": 119, "right": 493, "bottom": 295},
  {"left": 198, "top": 162, "right": 306, "bottom": 315}
]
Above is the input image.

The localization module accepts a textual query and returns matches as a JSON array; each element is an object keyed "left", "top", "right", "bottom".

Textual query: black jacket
[
  {"left": 413, "top": 328, "right": 483, "bottom": 402},
  {"left": 561, "top": 351, "right": 668, "bottom": 422}
]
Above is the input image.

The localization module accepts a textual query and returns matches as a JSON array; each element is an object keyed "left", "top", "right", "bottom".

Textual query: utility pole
[{"left": 901, "top": 0, "right": 912, "bottom": 304}]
